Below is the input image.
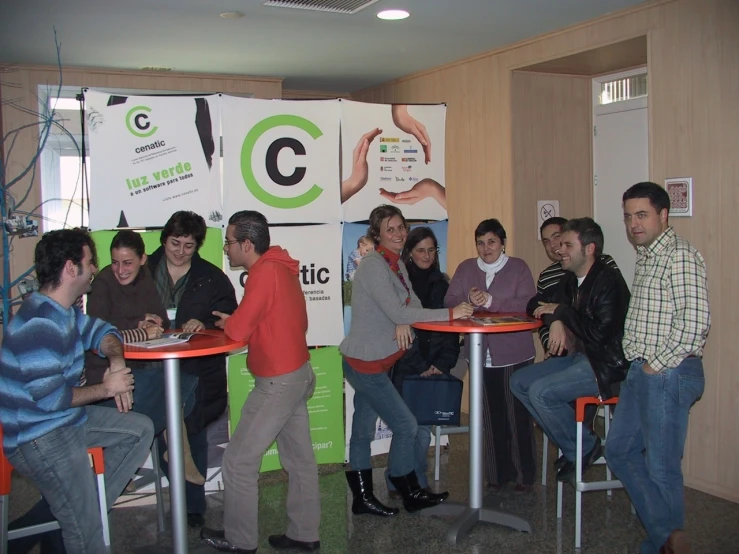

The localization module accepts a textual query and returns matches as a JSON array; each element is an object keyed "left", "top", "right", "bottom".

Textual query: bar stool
[
  {"left": 0, "top": 424, "right": 111, "bottom": 552},
  {"left": 556, "top": 396, "right": 624, "bottom": 549}
]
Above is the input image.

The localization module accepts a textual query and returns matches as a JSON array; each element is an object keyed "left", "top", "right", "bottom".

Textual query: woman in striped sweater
[{"left": 85, "top": 230, "right": 204, "bottom": 484}]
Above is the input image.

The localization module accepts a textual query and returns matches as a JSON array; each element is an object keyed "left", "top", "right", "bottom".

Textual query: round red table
[
  {"left": 413, "top": 313, "right": 541, "bottom": 544},
  {"left": 125, "top": 330, "right": 247, "bottom": 554}
]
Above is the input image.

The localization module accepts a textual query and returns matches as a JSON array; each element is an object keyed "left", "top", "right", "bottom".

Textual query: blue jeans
[
  {"left": 343, "top": 359, "right": 418, "bottom": 477},
  {"left": 100, "top": 365, "right": 198, "bottom": 436},
  {"left": 605, "top": 358, "right": 704, "bottom": 554},
  {"left": 385, "top": 425, "right": 432, "bottom": 491},
  {"left": 7, "top": 406, "right": 154, "bottom": 553},
  {"left": 509, "top": 353, "right": 599, "bottom": 461}
]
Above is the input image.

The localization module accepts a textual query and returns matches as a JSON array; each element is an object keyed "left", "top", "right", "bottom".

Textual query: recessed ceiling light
[
  {"left": 377, "top": 9, "right": 409, "bottom": 20},
  {"left": 220, "top": 11, "right": 245, "bottom": 19}
]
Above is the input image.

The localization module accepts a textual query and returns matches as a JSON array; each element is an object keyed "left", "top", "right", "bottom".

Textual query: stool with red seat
[
  {"left": 556, "top": 396, "right": 628, "bottom": 549},
  {"left": 0, "top": 423, "right": 111, "bottom": 551}
]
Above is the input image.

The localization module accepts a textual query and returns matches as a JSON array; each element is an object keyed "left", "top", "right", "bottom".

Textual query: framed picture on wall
[{"left": 665, "top": 177, "right": 692, "bottom": 217}]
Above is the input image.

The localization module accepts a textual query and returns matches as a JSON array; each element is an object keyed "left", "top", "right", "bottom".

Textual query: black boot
[
  {"left": 345, "top": 470, "right": 399, "bottom": 517},
  {"left": 388, "top": 471, "right": 448, "bottom": 513}
]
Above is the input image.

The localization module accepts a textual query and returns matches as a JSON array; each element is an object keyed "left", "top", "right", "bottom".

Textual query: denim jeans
[
  {"left": 605, "top": 358, "right": 704, "bottom": 554},
  {"left": 343, "top": 359, "right": 418, "bottom": 477},
  {"left": 99, "top": 364, "right": 198, "bottom": 436},
  {"left": 509, "top": 353, "right": 599, "bottom": 461},
  {"left": 7, "top": 406, "right": 154, "bottom": 553},
  {"left": 385, "top": 425, "right": 432, "bottom": 491}
]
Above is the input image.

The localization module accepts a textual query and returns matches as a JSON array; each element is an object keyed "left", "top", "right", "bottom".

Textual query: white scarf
[{"left": 477, "top": 254, "right": 509, "bottom": 289}]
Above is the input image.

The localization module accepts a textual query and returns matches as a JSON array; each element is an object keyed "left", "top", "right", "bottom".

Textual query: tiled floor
[{"left": 7, "top": 421, "right": 739, "bottom": 554}]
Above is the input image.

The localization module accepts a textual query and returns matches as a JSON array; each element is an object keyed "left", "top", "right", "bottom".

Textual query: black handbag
[{"left": 401, "top": 373, "right": 463, "bottom": 426}]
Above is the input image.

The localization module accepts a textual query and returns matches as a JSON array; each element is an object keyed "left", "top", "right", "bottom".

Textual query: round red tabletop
[
  {"left": 124, "top": 329, "right": 248, "bottom": 360},
  {"left": 412, "top": 312, "right": 541, "bottom": 334}
]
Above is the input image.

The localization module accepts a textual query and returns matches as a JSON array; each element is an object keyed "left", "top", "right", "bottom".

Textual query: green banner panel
[{"left": 227, "top": 346, "right": 344, "bottom": 472}]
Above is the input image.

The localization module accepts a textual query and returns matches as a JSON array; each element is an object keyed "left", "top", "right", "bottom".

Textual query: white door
[{"left": 593, "top": 74, "right": 649, "bottom": 288}]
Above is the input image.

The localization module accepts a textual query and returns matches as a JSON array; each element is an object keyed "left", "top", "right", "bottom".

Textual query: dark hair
[
  {"left": 401, "top": 226, "right": 440, "bottom": 271},
  {"left": 160, "top": 211, "right": 207, "bottom": 250},
  {"left": 562, "top": 217, "right": 604, "bottom": 257},
  {"left": 622, "top": 181, "right": 671, "bottom": 215},
  {"left": 35, "top": 228, "right": 98, "bottom": 290},
  {"left": 228, "top": 210, "right": 270, "bottom": 255},
  {"left": 474, "top": 218, "right": 507, "bottom": 244},
  {"left": 367, "top": 205, "right": 407, "bottom": 245},
  {"left": 110, "top": 230, "right": 146, "bottom": 258},
  {"left": 540, "top": 216, "right": 568, "bottom": 235}
]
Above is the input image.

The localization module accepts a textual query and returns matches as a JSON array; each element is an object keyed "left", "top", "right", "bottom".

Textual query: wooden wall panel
[
  {"left": 352, "top": 0, "right": 739, "bottom": 502},
  {"left": 511, "top": 71, "right": 593, "bottom": 275}
]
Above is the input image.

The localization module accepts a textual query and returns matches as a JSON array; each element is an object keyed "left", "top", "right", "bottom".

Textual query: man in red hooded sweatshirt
[{"left": 201, "top": 210, "right": 320, "bottom": 554}]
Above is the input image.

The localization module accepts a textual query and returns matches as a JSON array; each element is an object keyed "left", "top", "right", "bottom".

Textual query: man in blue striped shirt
[{"left": 0, "top": 229, "right": 154, "bottom": 553}]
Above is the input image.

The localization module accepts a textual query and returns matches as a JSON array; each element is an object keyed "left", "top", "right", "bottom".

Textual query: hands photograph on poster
[{"left": 341, "top": 100, "right": 447, "bottom": 223}]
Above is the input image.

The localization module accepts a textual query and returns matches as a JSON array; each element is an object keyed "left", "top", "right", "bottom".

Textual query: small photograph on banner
[
  {"left": 341, "top": 99, "right": 447, "bottom": 223},
  {"left": 85, "top": 90, "right": 222, "bottom": 230},
  {"left": 227, "top": 347, "right": 344, "bottom": 472},
  {"left": 221, "top": 97, "right": 341, "bottom": 224},
  {"left": 224, "top": 224, "right": 344, "bottom": 347}
]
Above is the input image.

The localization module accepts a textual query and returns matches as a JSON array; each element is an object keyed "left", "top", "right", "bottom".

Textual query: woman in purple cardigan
[{"left": 445, "top": 218, "right": 537, "bottom": 492}]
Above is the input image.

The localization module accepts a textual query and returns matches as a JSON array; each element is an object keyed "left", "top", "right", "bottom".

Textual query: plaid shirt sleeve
[{"left": 650, "top": 247, "right": 711, "bottom": 371}]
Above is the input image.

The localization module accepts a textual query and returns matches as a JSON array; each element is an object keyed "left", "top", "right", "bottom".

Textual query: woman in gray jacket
[{"left": 340, "top": 205, "right": 472, "bottom": 517}]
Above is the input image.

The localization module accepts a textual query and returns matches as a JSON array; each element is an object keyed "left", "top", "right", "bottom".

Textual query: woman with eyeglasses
[
  {"left": 383, "top": 226, "right": 461, "bottom": 498},
  {"left": 340, "top": 205, "right": 473, "bottom": 517},
  {"left": 147, "top": 211, "right": 238, "bottom": 527}
]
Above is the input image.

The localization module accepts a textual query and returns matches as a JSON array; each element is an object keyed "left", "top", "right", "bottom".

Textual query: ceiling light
[
  {"left": 377, "top": 9, "right": 409, "bottom": 20},
  {"left": 220, "top": 11, "right": 245, "bottom": 19}
]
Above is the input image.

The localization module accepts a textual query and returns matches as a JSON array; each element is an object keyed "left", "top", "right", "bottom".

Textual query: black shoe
[
  {"left": 388, "top": 471, "right": 448, "bottom": 513},
  {"left": 556, "top": 438, "right": 604, "bottom": 482},
  {"left": 268, "top": 534, "right": 320, "bottom": 552},
  {"left": 188, "top": 513, "right": 206, "bottom": 528},
  {"left": 200, "top": 527, "right": 256, "bottom": 554},
  {"left": 345, "top": 470, "right": 399, "bottom": 517},
  {"left": 554, "top": 454, "right": 568, "bottom": 471}
]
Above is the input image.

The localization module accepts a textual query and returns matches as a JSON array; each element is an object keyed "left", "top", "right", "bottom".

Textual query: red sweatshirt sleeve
[{"left": 224, "top": 264, "right": 275, "bottom": 343}]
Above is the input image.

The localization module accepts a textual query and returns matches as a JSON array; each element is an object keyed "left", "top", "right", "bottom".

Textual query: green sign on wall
[{"left": 227, "top": 346, "right": 345, "bottom": 472}]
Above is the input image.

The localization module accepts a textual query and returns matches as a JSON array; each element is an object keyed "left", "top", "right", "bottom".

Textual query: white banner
[
  {"left": 224, "top": 224, "right": 344, "bottom": 346},
  {"left": 222, "top": 97, "right": 341, "bottom": 224},
  {"left": 85, "top": 90, "right": 222, "bottom": 230},
  {"left": 340, "top": 100, "right": 447, "bottom": 223}
]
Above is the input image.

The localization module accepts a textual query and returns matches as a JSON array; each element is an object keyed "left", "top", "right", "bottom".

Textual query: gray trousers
[{"left": 222, "top": 361, "right": 321, "bottom": 550}]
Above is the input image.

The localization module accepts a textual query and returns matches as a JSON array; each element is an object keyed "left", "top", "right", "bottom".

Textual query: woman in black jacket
[
  {"left": 386, "top": 226, "right": 461, "bottom": 495},
  {"left": 148, "top": 211, "right": 238, "bottom": 527}
]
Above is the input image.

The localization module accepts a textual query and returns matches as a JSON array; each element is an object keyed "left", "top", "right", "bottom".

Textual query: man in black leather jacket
[{"left": 510, "top": 217, "right": 630, "bottom": 481}]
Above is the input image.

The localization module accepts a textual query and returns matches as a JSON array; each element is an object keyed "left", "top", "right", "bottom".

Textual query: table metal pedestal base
[{"left": 421, "top": 498, "right": 532, "bottom": 544}]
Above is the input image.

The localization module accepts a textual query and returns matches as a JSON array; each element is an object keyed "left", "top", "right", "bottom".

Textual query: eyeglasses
[
  {"left": 223, "top": 239, "right": 240, "bottom": 247},
  {"left": 413, "top": 247, "right": 440, "bottom": 255}
]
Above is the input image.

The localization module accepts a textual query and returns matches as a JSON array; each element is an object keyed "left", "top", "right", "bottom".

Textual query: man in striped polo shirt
[{"left": 534, "top": 217, "right": 619, "bottom": 353}]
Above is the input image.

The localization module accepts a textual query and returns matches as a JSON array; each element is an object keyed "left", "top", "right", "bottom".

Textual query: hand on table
[
  {"left": 391, "top": 104, "right": 431, "bottom": 164},
  {"left": 533, "top": 302, "right": 559, "bottom": 318},
  {"left": 182, "top": 319, "right": 205, "bottom": 333},
  {"left": 379, "top": 178, "right": 446, "bottom": 210},
  {"left": 452, "top": 302, "right": 474, "bottom": 319},
  {"left": 341, "top": 128, "right": 382, "bottom": 203},
  {"left": 144, "top": 325, "right": 163, "bottom": 339},
  {"left": 212, "top": 311, "right": 231, "bottom": 330},
  {"left": 394, "top": 324, "right": 413, "bottom": 350}
]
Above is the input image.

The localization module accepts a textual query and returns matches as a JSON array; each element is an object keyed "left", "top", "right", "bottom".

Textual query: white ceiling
[{"left": 0, "top": 0, "right": 649, "bottom": 93}]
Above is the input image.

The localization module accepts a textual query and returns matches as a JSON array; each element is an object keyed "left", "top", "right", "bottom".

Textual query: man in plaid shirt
[{"left": 606, "top": 182, "right": 710, "bottom": 554}]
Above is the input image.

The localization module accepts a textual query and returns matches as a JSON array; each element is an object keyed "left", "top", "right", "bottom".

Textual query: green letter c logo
[
  {"left": 126, "top": 105, "right": 158, "bottom": 138},
  {"left": 241, "top": 115, "right": 324, "bottom": 209}
]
